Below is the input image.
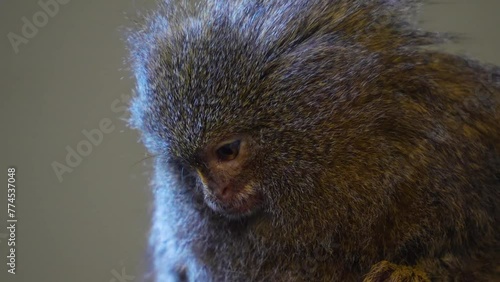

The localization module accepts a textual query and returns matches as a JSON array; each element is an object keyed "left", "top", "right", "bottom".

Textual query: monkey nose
[{"left": 208, "top": 183, "right": 238, "bottom": 202}]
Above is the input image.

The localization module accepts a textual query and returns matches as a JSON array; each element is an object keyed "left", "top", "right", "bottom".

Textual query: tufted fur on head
[{"left": 127, "top": 0, "right": 500, "bottom": 281}]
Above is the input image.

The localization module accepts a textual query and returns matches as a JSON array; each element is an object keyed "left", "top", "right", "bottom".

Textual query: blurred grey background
[{"left": 0, "top": 1, "right": 499, "bottom": 281}]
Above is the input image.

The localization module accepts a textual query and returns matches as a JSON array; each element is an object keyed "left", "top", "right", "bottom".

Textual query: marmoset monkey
[{"left": 127, "top": 0, "right": 500, "bottom": 281}]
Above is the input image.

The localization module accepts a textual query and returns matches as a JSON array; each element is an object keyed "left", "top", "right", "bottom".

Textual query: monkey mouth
[{"left": 205, "top": 185, "right": 263, "bottom": 218}]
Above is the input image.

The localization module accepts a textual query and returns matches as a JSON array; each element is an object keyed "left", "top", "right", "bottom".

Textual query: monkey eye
[{"left": 215, "top": 140, "right": 241, "bottom": 161}]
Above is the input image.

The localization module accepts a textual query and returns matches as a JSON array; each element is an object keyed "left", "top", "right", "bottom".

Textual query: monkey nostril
[
  {"left": 220, "top": 186, "right": 230, "bottom": 197},
  {"left": 215, "top": 140, "right": 241, "bottom": 161}
]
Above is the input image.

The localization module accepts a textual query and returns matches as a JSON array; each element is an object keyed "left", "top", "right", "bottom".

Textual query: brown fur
[{"left": 127, "top": 0, "right": 500, "bottom": 281}]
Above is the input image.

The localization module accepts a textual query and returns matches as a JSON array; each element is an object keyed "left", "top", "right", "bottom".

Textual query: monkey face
[{"left": 193, "top": 135, "right": 264, "bottom": 219}]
